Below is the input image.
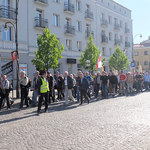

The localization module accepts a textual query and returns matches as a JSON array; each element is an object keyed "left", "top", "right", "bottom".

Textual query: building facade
[
  {"left": 134, "top": 37, "right": 150, "bottom": 72},
  {"left": 0, "top": 0, "right": 133, "bottom": 83}
]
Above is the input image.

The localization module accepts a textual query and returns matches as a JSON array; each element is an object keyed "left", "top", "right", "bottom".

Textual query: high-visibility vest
[{"left": 40, "top": 78, "right": 49, "bottom": 93}]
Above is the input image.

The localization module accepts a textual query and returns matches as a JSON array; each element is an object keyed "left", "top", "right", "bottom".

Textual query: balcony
[
  {"left": 114, "top": 23, "right": 120, "bottom": 31},
  {"left": 85, "top": 9, "right": 93, "bottom": 20},
  {"left": 85, "top": 30, "right": 94, "bottom": 38},
  {"left": 0, "top": 5, "right": 16, "bottom": 21},
  {"left": 64, "top": 24, "right": 75, "bottom": 35},
  {"left": 64, "top": 2, "right": 75, "bottom": 14},
  {"left": 34, "top": 0, "right": 48, "bottom": 5},
  {"left": 101, "top": 19, "right": 108, "bottom": 27},
  {"left": 125, "top": 27, "right": 130, "bottom": 33},
  {"left": 101, "top": 35, "right": 108, "bottom": 43},
  {"left": 125, "top": 42, "right": 131, "bottom": 47},
  {"left": 35, "top": 17, "right": 48, "bottom": 28},
  {"left": 114, "top": 39, "right": 121, "bottom": 45}
]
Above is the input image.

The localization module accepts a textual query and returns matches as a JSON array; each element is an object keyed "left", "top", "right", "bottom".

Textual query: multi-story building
[
  {"left": 0, "top": 0, "right": 132, "bottom": 83},
  {"left": 134, "top": 37, "right": 150, "bottom": 72}
]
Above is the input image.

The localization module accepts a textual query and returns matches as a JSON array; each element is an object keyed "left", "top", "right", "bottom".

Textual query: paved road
[{"left": 1, "top": 92, "right": 150, "bottom": 150}]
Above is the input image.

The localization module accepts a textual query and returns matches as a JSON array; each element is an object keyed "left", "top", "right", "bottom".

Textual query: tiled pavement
[{"left": 1, "top": 92, "right": 150, "bottom": 150}]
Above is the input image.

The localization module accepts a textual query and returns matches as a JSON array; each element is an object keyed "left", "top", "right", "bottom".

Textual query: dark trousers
[
  {"left": 95, "top": 84, "right": 100, "bottom": 98},
  {"left": 38, "top": 92, "right": 48, "bottom": 112},
  {"left": 101, "top": 84, "right": 108, "bottom": 98},
  {"left": 80, "top": 90, "right": 90, "bottom": 104},
  {"left": 49, "top": 88, "right": 55, "bottom": 103},
  {"left": 57, "top": 88, "right": 62, "bottom": 100},
  {"left": 20, "top": 89, "right": 28, "bottom": 108},
  {"left": 0, "top": 90, "right": 10, "bottom": 109}
]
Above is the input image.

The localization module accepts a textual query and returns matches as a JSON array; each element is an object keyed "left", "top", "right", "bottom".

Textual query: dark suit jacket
[{"left": 79, "top": 77, "right": 89, "bottom": 91}]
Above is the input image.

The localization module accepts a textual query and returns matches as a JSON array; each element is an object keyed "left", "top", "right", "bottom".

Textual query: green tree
[
  {"left": 32, "top": 28, "right": 64, "bottom": 70},
  {"left": 79, "top": 34, "right": 101, "bottom": 71},
  {"left": 109, "top": 45, "right": 129, "bottom": 71}
]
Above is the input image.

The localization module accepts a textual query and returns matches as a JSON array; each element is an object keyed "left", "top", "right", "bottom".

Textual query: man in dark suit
[{"left": 79, "top": 72, "right": 90, "bottom": 105}]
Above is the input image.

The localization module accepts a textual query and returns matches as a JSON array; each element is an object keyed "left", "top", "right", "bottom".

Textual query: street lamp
[
  {"left": 131, "top": 33, "right": 142, "bottom": 70},
  {"left": 4, "top": 0, "right": 19, "bottom": 98}
]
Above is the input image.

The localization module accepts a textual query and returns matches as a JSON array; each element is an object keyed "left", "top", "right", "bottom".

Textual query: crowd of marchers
[{"left": 0, "top": 70, "right": 150, "bottom": 115}]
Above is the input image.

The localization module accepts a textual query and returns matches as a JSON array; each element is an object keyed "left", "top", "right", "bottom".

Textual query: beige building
[
  {"left": 0, "top": 0, "right": 133, "bottom": 83},
  {"left": 134, "top": 37, "right": 150, "bottom": 72}
]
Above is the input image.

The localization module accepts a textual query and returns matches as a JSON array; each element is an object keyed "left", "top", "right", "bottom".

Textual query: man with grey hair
[
  {"left": 0, "top": 75, "right": 10, "bottom": 110},
  {"left": 32, "top": 71, "right": 40, "bottom": 107},
  {"left": 64, "top": 71, "right": 75, "bottom": 104}
]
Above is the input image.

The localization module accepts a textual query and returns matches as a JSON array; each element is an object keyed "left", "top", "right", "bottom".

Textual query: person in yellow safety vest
[{"left": 37, "top": 70, "right": 49, "bottom": 115}]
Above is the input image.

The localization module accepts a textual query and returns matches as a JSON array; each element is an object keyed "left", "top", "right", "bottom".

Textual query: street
[{"left": 1, "top": 92, "right": 150, "bottom": 150}]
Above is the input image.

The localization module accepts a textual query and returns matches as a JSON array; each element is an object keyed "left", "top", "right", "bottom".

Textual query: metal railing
[
  {"left": 34, "top": 0, "right": 48, "bottom": 4},
  {"left": 35, "top": 17, "right": 48, "bottom": 28},
  {"left": 125, "top": 27, "right": 130, "bottom": 33},
  {"left": 64, "top": 2, "right": 75, "bottom": 13},
  {"left": 125, "top": 42, "right": 130, "bottom": 47},
  {"left": 0, "top": 5, "right": 16, "bottom": 20},
  {"left": 101, "top": 19, "right": 108, "bottom": 26},
  {"left": 85, "top": 9, "right": 93, "bottom": 20},
  {"left": 85, "top": 30, "right": 94, "bottom": 38},
  {"left": 114, "top": 39, "right": 121, "bottom": 45},
  {"left": 64, "top": 24, "right": 75, "bottom": 35},
  {"left": 101, "top": 35, "right": 108, "bottom": 43},
  {"left": 114, "top": 23, "right": 120, "bottom": 30}
]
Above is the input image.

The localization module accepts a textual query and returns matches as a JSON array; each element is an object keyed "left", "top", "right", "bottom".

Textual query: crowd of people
[{"left": 0, "top": 70, "right": 150, "bottom": 115}]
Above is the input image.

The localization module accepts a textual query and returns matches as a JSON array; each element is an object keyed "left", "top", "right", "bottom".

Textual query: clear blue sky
[{"left": 115, "top": 0, "right": 150, "bottom": 44}]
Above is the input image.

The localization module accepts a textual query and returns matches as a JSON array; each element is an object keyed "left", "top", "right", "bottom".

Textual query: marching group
[{"left": 0, "top": 70, "right": 150, "bottom": 115}]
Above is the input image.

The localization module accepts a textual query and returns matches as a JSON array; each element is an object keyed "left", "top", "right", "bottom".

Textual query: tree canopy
[
  {"left": 79, "top": 34, "right": 100, "bottom": 71},
  {"left": 109, "top": 46, "right": 129, "bottom": 71},
  {"left": 32, "top": 28, "right": 64, "bottom": 70}
]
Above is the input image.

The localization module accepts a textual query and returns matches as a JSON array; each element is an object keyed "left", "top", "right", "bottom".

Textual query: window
[
  {"left": 120, "top": 20, "right": 122, "bottom": 28},
  {"left": 77, "top": 64, "right": 82, "bottom": 71},
  {"left": 2, "top": 26, "right": 12, "bottom": 41},
  {"left": 109, "top": 48, "right": 112, "bottom": 56},
  {"left": 53, "top": 0, "right": 59, "bottom": 3},
  {"left": 102, "top": 47, "right": 105, "bottom": 55},
  {"left": 144, "top": 61, "right": 148, "bottom": 66},
  {"left": 136, "top": 61, "right": 139, "bottom": 66},
  {"left": 53, "top": 14, "right": 59, "bottom": 26},
  {"left": 76, "top": 21, "right": 82, "bottom": 32},
  {"left": 66, "top": 39, "right": 72, "bottom": 50},
  {"left": 76, "top": 0, "right": 81, "bottom": 11},
  {"left": 86, "top": 4, "right": 90, "bottom": 9},
  {"left": 120, "top": 35, "right": 123, "bottom": 43},
  {"left": 109, "top": 32, "right": 112, "bottom": 41},
  {"left": 109, "top": 16, "right": 112, "bottom": 25},
  {"left": 144, "top": 51, "right": 148, "bottom": 55},
  {"left": 134, "top": 52, "right": 139, "bottom": 56},
  {"left": 77, "top": 41, "right": 82, "bottom": 51}
]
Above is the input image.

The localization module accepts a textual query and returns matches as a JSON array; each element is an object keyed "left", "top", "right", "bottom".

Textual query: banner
[
  {"left": 1, "top": 61, "right": 13, "bottom": 75},
  {"left": 19, "top": 64, "right": 28, "bottom": 75}
]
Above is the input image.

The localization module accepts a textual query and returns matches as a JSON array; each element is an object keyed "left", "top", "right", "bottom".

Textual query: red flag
[
  {"left": 96, "top": 52, "right": 102, "bottom": 69},
  {"left": 11, "top": 51, "right": 18, "bottom": 61}
]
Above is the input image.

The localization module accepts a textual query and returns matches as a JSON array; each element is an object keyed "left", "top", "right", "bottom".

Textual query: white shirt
[{"left": 65, "top": 77, "right": 68, "bottom": 86}]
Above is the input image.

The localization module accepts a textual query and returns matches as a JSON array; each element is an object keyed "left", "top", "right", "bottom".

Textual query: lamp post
[
  {"left": 4, "top": 0, "right": 19, "bottom": 98},
  {"left": 131, "top": 34, "right": 142, "bottom": 71}
]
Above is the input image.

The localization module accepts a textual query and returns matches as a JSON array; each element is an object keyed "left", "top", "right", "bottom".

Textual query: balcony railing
[
  {"left": 35, "top": 17, "right": 48, "bottom": 28},
  {"left": 0, "top": 5, "right": 16, "bottom": 20},
  {"left": 125, "top": 42, "right": 130, "bottom": 47},
  {"left": 64, "top": 24, "right": 75, "bottom": 35},
  {"left": 101, "top": 19, "right": 108, "bottom": 27},
  {"left": 114, "top": 39, "right": 121, "bottom": 45},
  {"left": 34, "top": 0, "right": 48, "bottom": 4},
  {"left": 114, "top": 23, "right": 120, "bottom": 30},
  {"left": 101, "top": 35, "right": 108, "bottom": 43},
  {"left": 125, "top": 28, "right": 130, "bottom": 33},
  {"left": 85, "top": 9, "right": 93, "bottom": 20},
  {"left": 64, "top": 2, "right": 75, "bottom": 13},
  {"left": 85, "top": 30, "right": 94, "bottom": 38}
]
